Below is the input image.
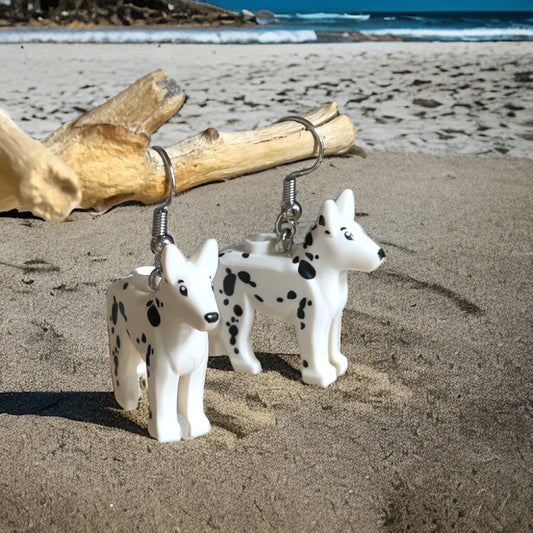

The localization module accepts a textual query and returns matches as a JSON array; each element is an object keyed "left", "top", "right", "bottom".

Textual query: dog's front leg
[
  {"left": 147, "top": 355, "right": 182, "bottom": 442},
  {"left": 296, "top": 311, "right": 338, "bottom": 387},
  {"left": 329, "top": 312, "right": 348, "bottom": 377},
  {"left": 177, "top": 352, "right": 211, "bottom": 439}
]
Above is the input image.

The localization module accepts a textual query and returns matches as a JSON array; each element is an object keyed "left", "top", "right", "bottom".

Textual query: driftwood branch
[{"left": 0, "top": 70, "right": 357, "bottom": 221}]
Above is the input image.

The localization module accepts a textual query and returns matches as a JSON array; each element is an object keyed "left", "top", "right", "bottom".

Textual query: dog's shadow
[
  {"left": 0, "top": 354, "right": 301, "bottom": 435},
  {"left": 0, "top": 390, "right": 146, "bottom": 436},
  {"left": 208, "top": 353, "right": 301, "bottom": 382}
]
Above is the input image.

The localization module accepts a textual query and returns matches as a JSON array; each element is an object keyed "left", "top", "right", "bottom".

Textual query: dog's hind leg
[
  {"left": 109, "top": 328, "right": 143, "bottom": 411},
  {"left": 224, "top": 295, "right": 262, "bottom": 375}
]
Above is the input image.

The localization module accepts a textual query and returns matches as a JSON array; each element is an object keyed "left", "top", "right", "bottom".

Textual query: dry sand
[{"left": 0, "top": 42, "right": 532, "bottom": 532}]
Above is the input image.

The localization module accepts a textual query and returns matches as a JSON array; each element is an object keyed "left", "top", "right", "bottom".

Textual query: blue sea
[{"left": 0, "top": 9, "right": 531, "bottom": 44}]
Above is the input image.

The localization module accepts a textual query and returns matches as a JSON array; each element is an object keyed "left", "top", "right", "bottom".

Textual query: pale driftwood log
[{"left": 0, "top": 70, "right": 356, "bottom": 221}]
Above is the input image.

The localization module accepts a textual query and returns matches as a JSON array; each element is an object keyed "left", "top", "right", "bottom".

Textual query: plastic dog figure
[
  {"left": 209, "top": 189, "right": 385, "bottom": 387},
  {"left": 107, "top": 240, "right": 219, "bottom": 442}
]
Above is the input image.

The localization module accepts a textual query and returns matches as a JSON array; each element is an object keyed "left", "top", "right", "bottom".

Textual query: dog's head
[
  {"left": 160, "top": 240, "right": 220, "bottom": 331},
  {"left": 308, "top": 189, "right": 385, "bottom": 273}
]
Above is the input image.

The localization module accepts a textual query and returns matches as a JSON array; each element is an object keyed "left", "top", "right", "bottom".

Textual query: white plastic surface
[
  {"left": 107, "top": 240, "right": 219, "bottom": 442},
  {"left": 209, "top": 189, "right": 385, "bottom": 387}
]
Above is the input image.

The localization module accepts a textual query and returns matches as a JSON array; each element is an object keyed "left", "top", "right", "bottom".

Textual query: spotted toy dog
[
  {"left": 107, "top": 240, "right": 219, "bottom": 442},
  {"left": 209, "top": 189, "right": 385, "bottom": 387}
]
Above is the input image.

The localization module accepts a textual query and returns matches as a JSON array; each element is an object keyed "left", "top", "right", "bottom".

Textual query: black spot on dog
[
  {"left": 234, "top": 348, "right": 239, "bottom": 354},
  {"left": 292, "top": 256, "right": 299, "bottom": 264},
  {"left": 242, "top": 253, "right": 250, "bottom": 258},
  {"left": 300, "top": 322, "right": 305, "bottom": 329},
  {"left": 315, "top": 255, "right": 319, "bottom": 260},
  {"left": 229, "top": 324, "right": 239, "bottom": 346},
  {"left": 147, "top": 304, "right": 161, "bottom": 327},
  {"left": 119, "top": 302, "right": 127, "bottom": 321},
  {"left": 146, "top": 344, "right": 152, "bottom": 366},
  {"left": 111, "top": 327, "right": 115, "bottom": 335},
  {"left": 155, "top": 298, "right": 161, "bottom": 308},
  {"left": 122, "top": 282, "right": 129, "bottom": 290},
  {"left": 318, "top": 215, "right": 326, "bottom": 226},
  {"left": 219, "top": 252, "right": 225, "bottom": 257},
  {"left": 223, "top": 299, "right": 229, "bottom": 306},
  {"left": 305, "top": 253, "right": 314, "bottom": 261},
  {"left": 234, "top": 305, "right": 243, "bottom": 316},
  {"left": 325, "top": 230, "right": 331, "bottom": 235},
  {"left": 304, "top": 232, "right": 313, "bottom": 247},
  {"left": 277, "top": 297, "right": 283, "bottom": 303},
  {"left": 146, "top": 300, "right": 153, "bottom": 307},
  {"left": 254, "top": 294, "right": 264, "bottom": 302},
  {"left": 298, "top": 260, "right": 316, "bottom": 280},
  {"left": 111, "top": 297, "right": 118, "bottom": 325},
  {"left": 297, "top": 298, "right": 307, "bottom": 319},
  {"left": 238, "top": 271, "right": 250, "bottom": 283},
  {"left": 116, "top": 335, "right": 121, "bottom": 349},
  {"left": 141, "top": 333, "right": 146, "bottom": 343},
  {"left": 223, "top": 269, "right": 237, "bottom": 296},
  {"left": 287, "top": 291, "right": 297, "bottom": 299},
  {"left": 114, "top": 355, "right": 119, "bottom": 375},
  {"left": 238, "top": 270, "right": 257, "bottom": 288},
  {"left": 302, "top": 359, "right": 308, "bottom": 367}
]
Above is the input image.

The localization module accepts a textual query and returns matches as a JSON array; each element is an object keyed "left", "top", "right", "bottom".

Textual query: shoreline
[{"left": 1, "top": 24, "right": 532, "bottom": 44}]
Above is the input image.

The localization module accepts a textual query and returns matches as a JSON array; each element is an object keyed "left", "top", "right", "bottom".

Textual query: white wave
[
  {"left": 276, "top": 12, "right": 370, "bottom": 21},
  {"left": 365, "top": 27, "right": 533, "bottom": 40},
  {"left": 0, "top": 28, "right": 318, "bottom": 44}
]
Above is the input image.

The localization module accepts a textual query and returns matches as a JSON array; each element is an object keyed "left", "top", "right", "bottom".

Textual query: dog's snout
[
  {"left": 378, "top": 248, "right": 386, "bottom": 260},
  {"left": 204, "top": 312, "right": 219, "bottom": 324}
]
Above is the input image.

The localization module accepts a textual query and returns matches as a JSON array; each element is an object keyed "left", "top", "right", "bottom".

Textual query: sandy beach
[{"left": 0, "top": 42, "right": 532, "bottom": 531}]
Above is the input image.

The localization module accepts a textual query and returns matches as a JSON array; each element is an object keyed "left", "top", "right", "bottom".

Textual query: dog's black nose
[
  {"left": 378, "top": 248, "right": 386, "bottom": 260},
  {"left": 204, "top": 312, "right": 219, "bottom": 323}
]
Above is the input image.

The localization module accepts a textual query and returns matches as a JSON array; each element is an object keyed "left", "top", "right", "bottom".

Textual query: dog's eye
[
  {"left": 344, "top": 231, "right": 354, "bottom": 241},
  {"left": 179, "top": 285, "right": 188, "bottom": 297}
]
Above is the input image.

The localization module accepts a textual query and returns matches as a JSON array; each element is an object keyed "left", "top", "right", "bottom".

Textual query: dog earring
[
  {"left": 107, "top": 146, "right": 220, "bottom": 442},
  {"left": 209, "top": 117, "right": 386, "bottom": 387}
]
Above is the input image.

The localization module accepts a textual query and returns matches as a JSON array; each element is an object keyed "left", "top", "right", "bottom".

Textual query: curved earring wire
[
  {"left": 275, "top": 116, "right": 325, "bottom": 250},
  {"left": 152, "top": 145, "right": 176, "bottom": 212},
  {"left": 277, "top": 116, "right": 325, "bottom": 186}
]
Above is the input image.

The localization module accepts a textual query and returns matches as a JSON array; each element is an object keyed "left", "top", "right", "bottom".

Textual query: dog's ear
[
  {"left": 317, "top": 199, "right": 341, "bottom": 236},
  {"left": 335, "top": 189, "right": 355, "bottom": 219},
  {"left": 191, "top": 238, "right": 219, "bottom": 279},
  {"left": 161, "top": 244, "right": 186, "bottom": 285}
]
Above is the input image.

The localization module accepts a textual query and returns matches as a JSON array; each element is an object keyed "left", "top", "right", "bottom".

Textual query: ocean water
[{"left": 0, "top": 10, "right": 531, "bottom": 43}]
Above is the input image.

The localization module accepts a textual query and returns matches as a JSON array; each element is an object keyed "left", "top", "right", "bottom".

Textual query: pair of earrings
[{"left": 106, "top": 119, "right": 386, "bottom": 442}]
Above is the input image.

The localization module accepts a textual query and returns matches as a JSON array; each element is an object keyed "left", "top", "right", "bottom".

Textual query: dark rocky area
[{"left": 0, "top": 0, "right": 256, "bottom": 27}]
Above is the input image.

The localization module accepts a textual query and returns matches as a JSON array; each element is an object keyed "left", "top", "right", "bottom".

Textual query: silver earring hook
[
  {"left": 149, "top": 146, "right": 176, "bottom": 291},
  {"left": 275, "top": 116, "right": 325, "bottom": 251}
]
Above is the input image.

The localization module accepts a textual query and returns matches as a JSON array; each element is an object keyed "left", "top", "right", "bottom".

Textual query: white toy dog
[
  {"left": 209, "top": 189, "right": 385, "bottom": 387},
  {"left": 107, "top": 240, "right": 219, "bottom": 442}
]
